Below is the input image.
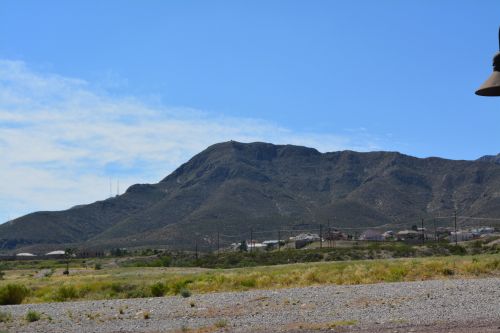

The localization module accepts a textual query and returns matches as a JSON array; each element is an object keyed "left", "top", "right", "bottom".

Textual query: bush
[
  {"left": 0, "top": 284, "right": 30, "bottom": 305},
  {"left": 150, "top": 282, "right": 166, "bottom": 297},
  {"left": 180, "top": 288, "right": 191, "bottom": 298},
  {"left": 26, "top": 310, "right": 41, "bottom": 322},
  {"left": 447, "top": 245, "right": 467, "bottom": 255},
  {"left": 94, "top": 262, "right": 102, "bottom": 270},
  {"left": 54, "top": 285, "right": 79, "bottom": 301}
]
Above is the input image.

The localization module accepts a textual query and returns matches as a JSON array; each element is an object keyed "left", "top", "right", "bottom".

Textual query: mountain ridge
[{"left": 2, "top": 141, "right": 500, "bottom": 252}]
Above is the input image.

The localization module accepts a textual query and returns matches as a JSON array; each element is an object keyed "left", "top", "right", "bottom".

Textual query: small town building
[
  {"left": 45, "top": 250, "right": 66, "bottom": 256},
  {"left": 471, "top": 227, "right": 495, "bottom": 236},
  {"left": 290, "top": 233, "right": 321, "bottom": 242},
  {"left": 324, "top": 229, "right": 348, "bottom": 241},
  {"left": 359, "top": 230, "right": 384, "bottom": 241},
  {"left": 396, "top": 230, "right": 421, "bottom": 241},
  {"left": 382, "top": 230, "right": 395, "bottom": 240},
  {"left": 45, "top": 250, "right": 66, "bottom": 258},
  {"left": 449, "top": 231, "right": 474, "bottom": 242}
]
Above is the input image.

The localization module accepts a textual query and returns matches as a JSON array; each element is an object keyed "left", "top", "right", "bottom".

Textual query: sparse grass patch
[
  {"left": 25, "top": 310, "right": 41, "bottom": 322},
  {"left": 214, "top": 318, "right": 228, "bottom": 328},
  {"left": 291, "top": 319, "right": 358, "bottom": 331},
  {"left": 0, "top": 311, "right": 12, "bottom": 323},
  {"left": 143, "top": 310, "right": 150, "bottom": 319}
]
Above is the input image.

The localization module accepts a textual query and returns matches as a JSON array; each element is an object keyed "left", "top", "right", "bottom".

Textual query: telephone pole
[
  {"left": 195, "top": 239, "right": 198, "bottom": 259},
  {"left": 433, "top": 218, "right": 437, "bottom": 242},
  {"left": 250, "top": 228, "right": 253, "bottom": 252},
  {"left": 217, "top": 229, "right": 220, "bottom": 256},
  {"left": 278, "top": 229, "right": 281, "bottom": 251},
  {"left": 454, "top": 210, "right": 458, "bottom": 246},
  {"left": 327, "top": 219, "right": 331, "bottom": 248},
  {"left": 319, "top": 224, "right": 323, "bottom": 249},
  {"left": 421, "top": 218, "right": 425, "bottom": 245}
]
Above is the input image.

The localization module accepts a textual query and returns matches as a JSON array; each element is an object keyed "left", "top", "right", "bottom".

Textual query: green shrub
[
  {"left": 447, "top": 245, "right": 467, "bottom": 255},
  {"left": 240, "top": 278, "right": 256, "bottom": 288},
  {"left": 169, "top": 279, "right": 193, "bottom": 295},
  {"left": 180, "top": 288, "right": 191, "bottom": 298},
  {"left": 150, "top": 282, "right": 166, "bottom": 297},
  {"left": 26, "top": 310, "right": 41, "bottom": 322},
  {"left": 54, "top": 285, "right": 79, "bottom": 301},
  {"left": 94, "top": 262, "right": 102, "bottom": 270},
  {"left": 110, "top": 282, "right": 126, "bottom": 293},
  {"left": 124, "top": 286, "right": 149, "bottom": 299},
  {"left": 0, "top": 284, "right": 30, "bottom": 305}
]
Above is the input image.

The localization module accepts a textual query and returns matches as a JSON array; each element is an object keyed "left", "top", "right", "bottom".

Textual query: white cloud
[{"left": 0, "top": 59, "right": 382, "bottom": 222}]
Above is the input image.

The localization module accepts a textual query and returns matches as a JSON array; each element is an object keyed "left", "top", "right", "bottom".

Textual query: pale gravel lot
[{"left": 0, "top": 278, "right": 499, "bottom": 333}]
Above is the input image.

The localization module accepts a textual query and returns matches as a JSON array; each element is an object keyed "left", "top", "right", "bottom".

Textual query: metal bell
[
  {"left": 476, "top": 28, "right": 500, "bottom": 96},
  {"left": 476, "top": 53, "right": 500, "bottom": 96}
]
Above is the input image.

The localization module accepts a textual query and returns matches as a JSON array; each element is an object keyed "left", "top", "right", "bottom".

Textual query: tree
[
  {"left": 63, "top": 248, "right": 75, "bottom": 275},
  {"left": 238, "top": 240, "right": 248, "bottom": 252}
]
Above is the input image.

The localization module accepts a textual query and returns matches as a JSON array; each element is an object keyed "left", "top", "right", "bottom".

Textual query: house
[
  {"left": 246, "top": 241, "right": 267, "bottom": 251},
  {"left": 449, "top": 231, "right": 474, "bottom": 242},
  {"left": 291, "top": 233, "right": 321, "bottom": 249},
  {"left": 396, "top": 230, "right": 421, "bottom": 241},
  {"left": 291, "top": 233, "right": 321, "bottom": 242},
  {"left": 45, "top": 250, "right": 66, "bottom": 258},
  {"left": 324, "top": 229, "right": 348, "bottom": 241},
  {"left": 262, "top": 240, "right": 284, "bottom": 249},
  {"left": 382, "top": 230, "right": 395, "bottom": 240},
  {"left": 359, "top": 230, "right": 384, "bottom": 241},
  {"left": 436, "top": 227, "right": 452, "bottom": 240},
  {"left": 471, "top": 227, "right": 495, "bottom": 236},
  {"left": 16, "top": 252, "right": 36, "bottom": 257}
]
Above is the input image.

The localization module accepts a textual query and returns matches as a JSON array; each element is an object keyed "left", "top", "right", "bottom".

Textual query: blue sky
[{"left": 1, "top": 1, "right": 500, "bottom": 222}]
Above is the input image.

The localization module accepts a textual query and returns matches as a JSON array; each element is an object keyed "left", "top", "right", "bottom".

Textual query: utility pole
[
  {"left": 327, "top": 219, "right": 331, "bottom": 248},
  {"left": 195, "top": 239, "right": 198, "bottom": 260},
  {"left": 217, "top": 229, "right": 220, "bottom": 256},
  {"left": 319, "top": 224, "right": 323, "bottom": 249},
  {"left": 433, "top": 218, "right": 437, "bottom": 242},
  {"left": 454, "top": 210, "right": 458, "bottom": 246},
  {"left": 278, "top": 229, "right": 281, "bottom": 251},
  {"left": 250, "top": 228, "right": 253, "bottom": 253},
  {"left": 421, "top": 218, "right": 425, "bottom": 245}
]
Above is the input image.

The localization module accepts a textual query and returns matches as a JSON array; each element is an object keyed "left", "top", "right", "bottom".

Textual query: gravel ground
[{"left": 0, "top": 278, "right": 499, "bottom": 333}]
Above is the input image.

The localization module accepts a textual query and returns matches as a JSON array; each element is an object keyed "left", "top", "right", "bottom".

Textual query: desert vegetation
[{"left": 0, "top": 253, "right": 498, "bottom": 304}]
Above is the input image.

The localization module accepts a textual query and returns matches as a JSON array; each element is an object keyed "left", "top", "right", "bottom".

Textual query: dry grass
[{"left": 0, "top": 254, "right": 498, "bottom": 304}]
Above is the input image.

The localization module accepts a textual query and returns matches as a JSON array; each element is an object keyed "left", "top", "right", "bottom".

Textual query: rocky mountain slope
[{"left": 2, "top": 141, "right": 500, "bottom": 251}]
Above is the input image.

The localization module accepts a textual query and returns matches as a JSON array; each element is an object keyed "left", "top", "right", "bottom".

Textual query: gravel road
[{"left": 0, "top": 278, "right": 499, "bottom": 333}]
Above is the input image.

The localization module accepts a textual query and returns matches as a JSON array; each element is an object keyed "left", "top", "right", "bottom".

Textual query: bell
[
  {"left": 476, "top": 28, "right": 500, "bottom": 96},
  {"left": 475, "top": 52, "right": 500, "bottom": 96}
]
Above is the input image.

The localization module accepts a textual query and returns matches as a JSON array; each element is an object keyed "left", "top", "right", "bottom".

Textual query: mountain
[
  {"left": 477, "top": 153, "right": 500, "bottom": 164},
  {"left": 2, "top": 141, "right": 500, "bottom": 252}
]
